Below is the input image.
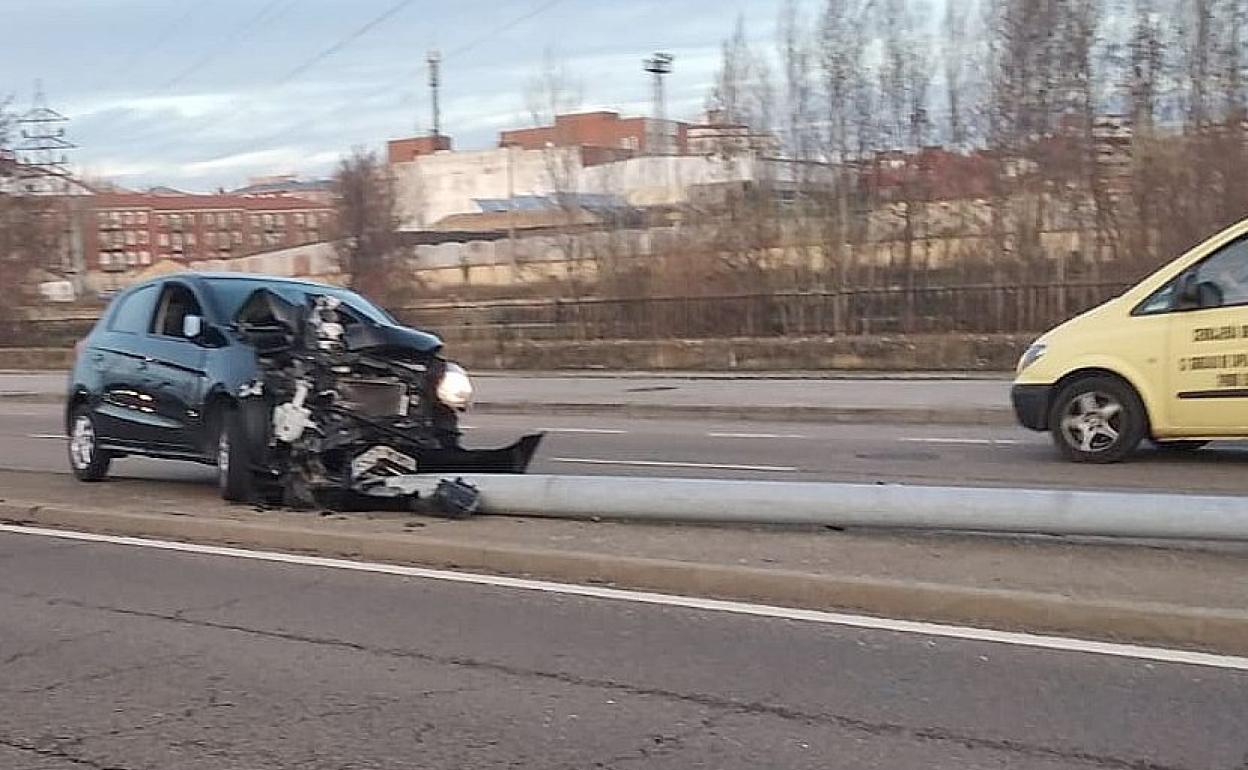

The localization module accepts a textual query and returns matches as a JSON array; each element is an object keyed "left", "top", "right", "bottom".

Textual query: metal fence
[
  {"left": 0, "top": 282, "right": 1133, "bottom": 348},
  {"left": 394, "top": 282, "right": 1133, "bottom": 342}
]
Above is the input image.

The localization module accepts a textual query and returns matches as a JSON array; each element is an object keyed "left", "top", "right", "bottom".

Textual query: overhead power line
[
  {"left": 276, "top": 0, "right": 421, "bottom": 86},
  {"left": 90, "top": 0, "right": 203, "bottom": 91},
  {"left": 159, "top": 0, "right": 297, "bottom": 91}
]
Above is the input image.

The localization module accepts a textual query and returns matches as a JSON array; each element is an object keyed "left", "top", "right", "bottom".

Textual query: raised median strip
[
  {"left": 1, "top": 469, "right": 1246, "bottom": 655},
  {"left": 0, "top": 391, "right": 1015, "bottom": 425}
]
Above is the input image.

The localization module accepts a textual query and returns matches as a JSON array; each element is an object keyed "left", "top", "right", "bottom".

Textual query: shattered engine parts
[{"left": 233, "top": 289, "right": 541, "bottom": 514}]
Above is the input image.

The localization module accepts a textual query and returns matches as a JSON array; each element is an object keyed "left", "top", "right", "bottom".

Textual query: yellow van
[{"left": 1013, "top": 218, "right": 1248, "bottom": 462}]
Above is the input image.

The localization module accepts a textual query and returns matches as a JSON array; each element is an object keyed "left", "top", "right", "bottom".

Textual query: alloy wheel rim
[
  {"left": 70, "top": 415, "right": 95, "bottom": 469},
  {"left": 217, "top": 431, "right": 230, "bottom": 488},
  {"left": 1060, "top": 391, "right": 1124, "bottom": 454}
]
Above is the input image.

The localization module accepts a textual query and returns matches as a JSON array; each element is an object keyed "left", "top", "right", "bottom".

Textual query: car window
[
  {"left": 108, "top": 285, "right": 159, "bottom": 334},
  {"left": 1191, "top": 236, "right": 1248, "bottom": 308},
  {"left": 151, "top": 283, "right": 204, "bottom": 339}
]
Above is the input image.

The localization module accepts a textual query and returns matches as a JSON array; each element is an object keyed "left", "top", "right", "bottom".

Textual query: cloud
[{"left": 4, "top": 0, "right": 805, "bottom": 191}]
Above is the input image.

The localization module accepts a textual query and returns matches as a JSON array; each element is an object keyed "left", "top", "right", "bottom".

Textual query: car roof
[{"left": 130, "top": 272, "right": 344, "bottom": 293}]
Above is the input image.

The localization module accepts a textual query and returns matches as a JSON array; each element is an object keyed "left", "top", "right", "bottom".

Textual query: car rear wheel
[
  {"left": 1050, "top": 376, "right": 1147, "bottom": 464},
  {"left": 215, "top": 407, "right": 255, "bottom": 503},
  {"left": 68, "top": 407, "right": 111, "bottom": 481}
]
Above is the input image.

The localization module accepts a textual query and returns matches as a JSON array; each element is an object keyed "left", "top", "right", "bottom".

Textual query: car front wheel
[
  {"left": 215, "top": 407, "right": 255, "bottom": 503},
  {"left": 1050, "top": 377, "right": 1147, "bottom": 464},
  {"left": 68, "top": 407, "right": 111, "bottom": 481}
]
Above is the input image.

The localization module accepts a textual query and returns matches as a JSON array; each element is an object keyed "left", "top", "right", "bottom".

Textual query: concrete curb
[
  {"left": 2, "top": 499, "right": 1244, "bottom": 655},
  {"left": 0, "top": 392, "right": 1015, "bottom": 425}
]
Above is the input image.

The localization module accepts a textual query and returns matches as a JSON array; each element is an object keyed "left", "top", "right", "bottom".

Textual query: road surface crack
[
  {"left": 0, "top": 735, "right": 136, "bottom": 770},
  {"left": 30, "top": 594, "right": 1195, "bottom": 770}
]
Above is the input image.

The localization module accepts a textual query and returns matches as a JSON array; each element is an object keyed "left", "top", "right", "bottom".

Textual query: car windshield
[{"left": 207, "top": 278, "right": 393, "bottom": 326}]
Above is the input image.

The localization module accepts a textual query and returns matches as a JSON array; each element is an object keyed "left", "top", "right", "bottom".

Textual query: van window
[
  {"left": 1190, "top": 237, "right": 1248, "bottom": 308},
  {"left": 108, "top": 285, "right": 159, "bottom": 334}
]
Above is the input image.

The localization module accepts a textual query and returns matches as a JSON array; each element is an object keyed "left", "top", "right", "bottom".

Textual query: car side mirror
[{"left": 183, "top": 314, "right": 204, "bottom": 339}]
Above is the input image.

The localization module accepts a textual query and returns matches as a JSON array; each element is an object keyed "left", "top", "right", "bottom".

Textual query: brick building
[
  {"left": 499, "top": 112, "right": 688, "bottom": 159},
  {"left": 387, "top": 135, "right": 454, "bottom": 164},
  {"left": 86, "top": 192, "right": 335, "bottom": 276}
]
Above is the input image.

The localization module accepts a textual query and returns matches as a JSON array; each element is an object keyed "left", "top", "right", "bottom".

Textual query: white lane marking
[
  {"left": 550, "top": 457, "right": 799, "bottom": 473},
  {"left": 28, "top": 433, "right": 65, "bottom": 440},
  {"left": 708, "top": 432, "right": 807, "bottom": 440},
  {"left": 900, "top": 437, "right": 1025, "bottom": 446},
  {"left": 1, "top": 523, "right": 1245, "bottom": 672},
  {"left": 543, "top": 428, "right": 629, "bottom": 435}
]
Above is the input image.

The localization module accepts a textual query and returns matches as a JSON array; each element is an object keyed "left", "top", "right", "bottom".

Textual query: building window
[
  {"left": 250, "top": 233, "right": 261, "bottom": 246},
  {"left": 231, "top": 212, "right": 242, "bottom": 226},
  {"left": 158, "top": 233, "right": 169, "bottom": 247},
  {"left": 125, "top": 231, "right": 137, "bottom": 246},
  {"left": 138, "top": 231, "right": 149, "bottom": 245},
  {"left": 186, "top": 232, "right": 196, "bottom": 246},
  {"left": 205, "top": 232, "right": 216, "bottom": 247},
  {"left": 293, "top": 213, "right": 304, "bottom": 226},
  {"left": 157, "top": 214, "right": 167, "bottom": 227},
  {"left": 97, "top": 213, "right": 108, "bottom": 226},
  {"left": 232, "top": 231, "right": 243, "bottom": 245},
  {"left": 122, "top": 212, "right": 133, "bottom": 226},
  {"left": 262, "top": 213, "right": 274, "bottom": 229},
  {"left": 170, "top": 214, "right": 182, "bottom": 229},
  {"left": 139, "top": 250, "right": 151, "bottom": 265},
  {"left": 172, "top": 234, "right": 184, "bottom": 248},
  {"left": 99, "top": 253, "right": 111, "bottom": 267},
  {"left": 250, "top": 215, "right": 261, "bottom": 227},
  {"left": 137, "top": 212, "right": 148, "bottom": 226},
  {"left": 111, "top": 212, "right": 121, "bottom": 224},
  {"left": 126, "top": 251, "right": 138, "bottom": 266}
]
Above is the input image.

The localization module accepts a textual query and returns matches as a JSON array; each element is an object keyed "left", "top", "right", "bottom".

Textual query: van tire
[{"left": 1050, "top": 376, "right": 1147, "bottom": 464}]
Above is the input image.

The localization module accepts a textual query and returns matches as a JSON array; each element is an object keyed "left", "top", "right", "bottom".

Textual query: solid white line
[
  {"left": 900, "top": 437, "right": 1024, "bottom": 446},
  {"left": 28, "top": 433, "right": 65, "bottom": 440},
  {"left": 543, "top": 428, "right": 629, "bottom": 435},
  {"left": 1, "top": 523, "right": 1245, "bottom": 672},
  {"left": 708, "top": 432, "right": 807, "bottom": 440},
  {"left": 550, "top": 457, "right": 799, "bottom": 473}
]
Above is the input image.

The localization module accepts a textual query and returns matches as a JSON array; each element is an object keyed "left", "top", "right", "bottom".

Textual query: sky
[{"left": 1, "top": 0, "right": 806, "bottom": 192}]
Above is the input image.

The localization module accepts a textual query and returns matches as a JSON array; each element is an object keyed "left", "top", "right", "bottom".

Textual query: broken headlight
[{"left": 436, "top": 362, "right": 474, "bottom": 410}]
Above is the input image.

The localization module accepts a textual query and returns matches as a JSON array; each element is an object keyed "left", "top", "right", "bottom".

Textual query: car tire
[
  {"left": 1150, "top": 439, "right": 1210, "bottom": 452},
  {"left": 1050, "top": 376, "right": 1147, "bottom": 464},
  {"left": 67, "top": 406, "right": 112, "bottom": 481},
  {"left": 215, "top": 406, "right": 255, "bottom": 503}
]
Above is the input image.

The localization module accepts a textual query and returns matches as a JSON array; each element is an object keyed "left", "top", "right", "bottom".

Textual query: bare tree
[
  {"left": 333, "top": 147, "right": 401, "bottom": 302},
  {"left": 525, "top": 47, "right": 588, "bottom": 294}
]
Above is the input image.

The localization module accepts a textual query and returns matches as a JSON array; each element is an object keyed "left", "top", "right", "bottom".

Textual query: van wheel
[
  {"left": 1150, "top": 439, "right": 1210, "bottom": 452},
  {"left": 214, "top": 407, "right": 255, "bottom": 503},
  {"left": 68, "top": 407, "right": 111, "bottom": 481},
  {"left": 1050, "top": 376, "right": 1147, "bottom": 464}
]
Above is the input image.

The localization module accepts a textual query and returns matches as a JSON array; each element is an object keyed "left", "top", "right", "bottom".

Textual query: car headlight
[
  {"left": 1017, "top": 342, "right": 1048, "bottom": 374},
  {"left": 436, "top": 363, "right": 474, "bottom": 410}
]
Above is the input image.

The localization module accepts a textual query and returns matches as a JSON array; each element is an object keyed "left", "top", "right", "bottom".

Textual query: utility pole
[
  {"left": 427, "top": 50, "right": 442, "bottom": 138},
  {"left": 643, "top": 53, "right": 674, "bottom": 155},
  {"left": 16, "top": 81, "right": 82, "bottom": 284},
  {"left": 16, "top": 81, "right": 75, "bottom": 187}
]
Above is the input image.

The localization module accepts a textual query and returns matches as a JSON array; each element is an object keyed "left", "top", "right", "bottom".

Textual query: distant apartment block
[{"left": 86, "top": 192, "right": 335, "bottom": 275}]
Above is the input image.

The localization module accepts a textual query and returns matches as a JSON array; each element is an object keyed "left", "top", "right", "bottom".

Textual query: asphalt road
[
  {"left": 2, "top": 527, "right": 1245, "bottom": 770},
  {"left": 4, "top": 401, "right": 1248, "bottom": 495}
]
